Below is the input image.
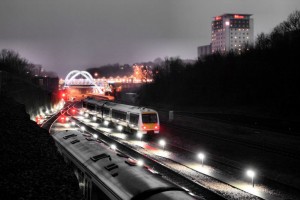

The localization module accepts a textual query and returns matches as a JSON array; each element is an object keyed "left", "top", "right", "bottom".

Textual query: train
[
  {"left": 82, "top": 98, "right": 160, "bottom": 134},
  {"left": 52, "top": 130, "right": 196, "bottom": 200}
]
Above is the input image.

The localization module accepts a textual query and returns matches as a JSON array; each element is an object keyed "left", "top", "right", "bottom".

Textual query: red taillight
[
  {"left": 143, "top": 126, "right": 146, "bottom": 130},
  {"left": 155, "top": 125, "right": 159, "bottom": 130},
  {"left": 62, "top": 93, "right": 65, "bottom": 97}
]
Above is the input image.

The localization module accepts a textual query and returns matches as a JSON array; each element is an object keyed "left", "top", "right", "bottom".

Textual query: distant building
[
  {"left": 197, "top": 44, "right": 212, "bottom": 59},
  {"left": 211, "top": 14, "right": 254, "bottom": 53}
]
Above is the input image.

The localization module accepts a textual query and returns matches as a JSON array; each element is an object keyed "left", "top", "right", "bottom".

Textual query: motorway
[{"left": 43, "top": 102, "right": 300, "bottom": 200}]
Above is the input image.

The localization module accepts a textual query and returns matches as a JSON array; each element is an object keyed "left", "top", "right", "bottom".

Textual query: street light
[
  {"left": 198, "top": 153, "right": 205, "bottom": 166},
  {"left": 111, "top": 144, "right": 116, "bottom": 151},
  {"left": 81, "top": 126, "right": 85, "bottom": 131},
  {"left": 137, "top": 132, "right": 143, "bottom": 141},
  {"left": 117, "top": 125, "right": 123, "bottom": 131},
  {"left": 137, "top": 159, "right": 144, "bottom": 167},
  {"left": 159, "top": 139, "right": 166, "bottom": 150},
  {"left": 92, "top": 116, "right": 97, "bottom": 121},
  {"left": 246, "top": 170, "right": 255, "bottom": 187},
  {"left": 93, "top": 134, "right": 98, "bottom": 139}
]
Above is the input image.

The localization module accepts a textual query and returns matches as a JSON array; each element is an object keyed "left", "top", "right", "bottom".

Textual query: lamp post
[
  {"left": 246, "top": 170, "right": 255, "bottom": 188},
  {"left": 198, "top": 153, "right": 205, "bottom": 167},
  {"left": 137, "top": 132, "right": 143, "bottom": 141},
  {"left": 111, "top": 144, "right": 116, "bottom": 151},
  {"left": 93, "top": 134, "right": 98, "bottom": 139},
  {"left": 159, "top": 139, "right": 166, "bottom": 150}
]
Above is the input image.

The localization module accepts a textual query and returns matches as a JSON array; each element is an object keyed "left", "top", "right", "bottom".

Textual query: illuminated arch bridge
[{"left": 64, "top": 70, "right": 103, "bottom": 94}]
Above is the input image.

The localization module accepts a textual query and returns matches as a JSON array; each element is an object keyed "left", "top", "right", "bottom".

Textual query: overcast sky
[{"left": 1, "top": 0, "right": 300, "bottom": 77}]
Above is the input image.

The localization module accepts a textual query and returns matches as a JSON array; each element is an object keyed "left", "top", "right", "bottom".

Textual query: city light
[
  {"left": 79, "top": 111, "right": 84, "bottom": 115},
  {"left": 81, "top": 126, "right": 85, "bottom": 131},
  {"left": 84, "top": 113, "right": 89, "bottom": 118},
  {"left": 71, "top": 121, "right": 76, "bottom": 126},
  {"left": 92, "top": 116, "right": 97, "bottom": 121}
]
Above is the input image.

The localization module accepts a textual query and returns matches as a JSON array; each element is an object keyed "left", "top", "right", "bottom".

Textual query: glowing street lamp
[
  {"left": 80, "top": 126, "right": 85, "bottom": 131},
  {"left": 137, "top": 159, "right": 144, "bottom": 167},
  {"left": 137, "top": 132, "right": 143, "bottom": 141},
  {"left": 92, "top": 116, "right": 97, "bottom": 121},
  {"left": 93, "top": 134, "right": 98, "bottom": 139},
  {"left": 111, "top": 144, "right": 116, "bottom": 151},
  {"left": 198, "top": 153, "right": 205, "bottom": 166},
  {"left": 159, "top": 139, "right": 166, "bottom": 150},
  {"left": 246, "top": 170, "right": 255, "bottom": 187}
]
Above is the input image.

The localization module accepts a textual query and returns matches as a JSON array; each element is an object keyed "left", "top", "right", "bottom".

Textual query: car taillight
[
  {"left": 143, "top": 125, "right": 147, "bottom": 130},
  {"left": 155, "top": 125, "right": 159, "bottom": 130}
]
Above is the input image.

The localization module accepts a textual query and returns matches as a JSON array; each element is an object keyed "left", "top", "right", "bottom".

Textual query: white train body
[
  {"left": 82, "top": 98, "right": 160, "bottom": 134},
  {"left": 52, "top": 130, "right": 196, "bottom": 200}
]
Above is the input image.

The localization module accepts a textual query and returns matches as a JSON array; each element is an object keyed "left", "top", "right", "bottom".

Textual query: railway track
[
  {"left": 162, "top": 121, "right": 300, "bottom": 159},
  {"left": 67, "top": 107, "right": 263, "bottom": 200}
]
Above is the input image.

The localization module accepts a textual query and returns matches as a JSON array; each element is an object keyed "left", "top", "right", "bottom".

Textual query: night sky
[{"left": 1, "top": 0, "right": 300, "bottom": 77}]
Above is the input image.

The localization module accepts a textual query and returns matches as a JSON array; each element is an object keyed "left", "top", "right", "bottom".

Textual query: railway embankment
[
  {"left": 0, "top": 96, "right": 82, "bottom": 200},
  {"left": 157, "top": 109, "right": 300, "bottom": 191}
]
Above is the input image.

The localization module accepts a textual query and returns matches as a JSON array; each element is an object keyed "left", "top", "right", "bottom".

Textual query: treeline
[
  {"left": 0, "top": 49, "right": 57, "bottom": 78},
  {"left": 0, "top": 50, "right": 59, "bottom": 117},
  {"left": 139, "top": 11, "right": 300, "bottom": 117}
]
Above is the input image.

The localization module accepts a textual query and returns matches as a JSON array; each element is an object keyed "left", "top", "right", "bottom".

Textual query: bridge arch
[{"left": 64, "top": 70, "right": 103, "bottom": 94}]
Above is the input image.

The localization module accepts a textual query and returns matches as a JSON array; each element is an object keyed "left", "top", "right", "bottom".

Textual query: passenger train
[
  {"left": 82, "top": 98, "right": 160, "bottom": 134},
  {"left": 52, "top": 130, "right": 196, "bottom": 200}
]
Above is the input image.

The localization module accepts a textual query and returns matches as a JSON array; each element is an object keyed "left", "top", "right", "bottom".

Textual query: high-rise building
[
  {"left": 211, "top": 14, "right": 254, "bottom": 53},
  {"left": 197, "top": 44, "right": 212, "bottom": 59}
]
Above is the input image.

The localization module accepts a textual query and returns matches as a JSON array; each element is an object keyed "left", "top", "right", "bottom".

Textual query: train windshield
[{"left": 142, "top": 113, "right": 157, "bottom": 123}]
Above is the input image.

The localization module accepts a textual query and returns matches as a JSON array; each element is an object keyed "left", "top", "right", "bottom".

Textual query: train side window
[
  {"left": 129, "top": 114, "right": 139, "bottom": 125},
  {"left": 112, "top": 110, "right": 126, "bottom": 121},
  {"left": 87, "top": 103, "right": 95, "bottom": 110},
  {"left": 103, "top": 107, "right": 110, "bottom": 116}
]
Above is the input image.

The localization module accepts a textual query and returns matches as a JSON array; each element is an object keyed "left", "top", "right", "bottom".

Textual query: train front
[{"left": 140, "top": 112, "right": 160, "bottom": 134}]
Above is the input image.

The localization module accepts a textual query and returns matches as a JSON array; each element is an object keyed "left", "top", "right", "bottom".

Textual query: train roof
[
  {"left": 83, "top": 98, "right": 158, "bottom": 114},
  {"left": 52, "top": 130, "right": 194, "bottom": 200}
]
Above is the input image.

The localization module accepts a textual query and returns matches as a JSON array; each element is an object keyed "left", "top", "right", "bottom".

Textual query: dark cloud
[{"left": 1, "top": 0, "right": 300, "bottom": 77}]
